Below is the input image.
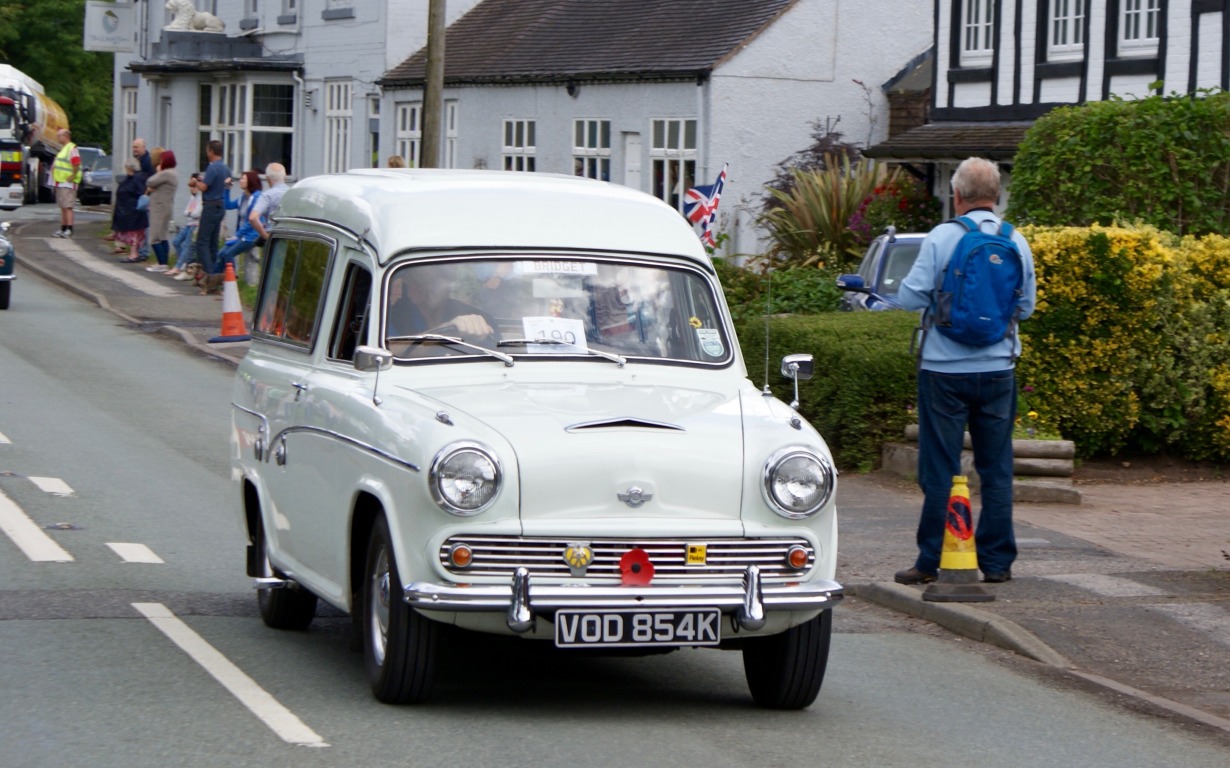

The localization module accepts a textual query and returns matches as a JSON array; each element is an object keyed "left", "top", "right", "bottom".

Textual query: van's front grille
[{"left": 438, "top": 536, "right": 813, "bottom": 580}]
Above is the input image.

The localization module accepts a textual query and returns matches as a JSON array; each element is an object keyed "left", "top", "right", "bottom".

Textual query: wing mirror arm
[
  {"left": 780, "top": 353, "right": 814, "bottom": 411},
  {"left": 354, "top": 345, "right": 394, "bottom": 406}
]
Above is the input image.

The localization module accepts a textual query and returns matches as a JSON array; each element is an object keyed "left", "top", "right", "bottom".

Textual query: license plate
[{"left": 554, "top": 608, "right": 721, "bottom": 648}]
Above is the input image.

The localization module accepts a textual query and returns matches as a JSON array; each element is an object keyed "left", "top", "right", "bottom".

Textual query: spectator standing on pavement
[
  {"left": 50, "top": 128, "right": 82, "bottom": 238},
  {"left": 167, "top": 173, "right": 202, "bottom": 279},
  {"left": 143, "top": 149, "right": 179, "bottom": 274},
  {"left": 132, "top": 139, "right": 156, "bottom": 260},
  {"left": 248, "top": 162, "right": 289, "bottom": 243},
  {"left": 386, "top": 155, "right": 406, "bottom": 168},
  {"left": 195, "top": 139, "right": 232, "bottom": 279},
  {"left": 892, "top": 157, "right": 1037, "bottom": 586},
  {"left": 113, "top": 159, "right": 150, "bottom": 263}
]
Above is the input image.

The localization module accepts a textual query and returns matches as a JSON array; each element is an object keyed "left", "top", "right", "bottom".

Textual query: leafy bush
[
  {"left": 714, "top": 258, "right": 845, "bottom": 324},
  {"left": 849, "top": 175, "right": 943, "bottom": 247},
  {"left": 1018, "top": 224, "right": 1230, "bottom": 460},
  {"left": 758, "top": 154, "right": 888, "bottom": 269},
  {"left": 1008, "top": 91, "right": 1230, "bottom": 236},
  {"left": 737, "top": 312, "right": 919, "bottom": 471}
]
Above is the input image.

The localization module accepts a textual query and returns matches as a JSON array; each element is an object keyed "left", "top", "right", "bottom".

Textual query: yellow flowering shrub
[{"left": 1018, "top": 224, "right": 1230, "bottom": 459}]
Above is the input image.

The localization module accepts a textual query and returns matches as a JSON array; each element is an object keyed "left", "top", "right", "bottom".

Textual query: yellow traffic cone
[
  {"left": 923, "top": 475, "right": 994, "bottom": 603},
  {"left": 208, "top": 263, "right": 252, "bottom": 343}
]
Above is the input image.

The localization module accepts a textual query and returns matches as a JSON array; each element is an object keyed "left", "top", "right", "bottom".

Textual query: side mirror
[
  {"left": 780, "top": 353, "right": 813, "bottom": 381},
  {"left": 354, "top": 345, "right": 393, "bottom": 406},
  {"left": 836, "top": 274, "right": 868, "bottom": 293},
  {"left": 780, "top": 353, "right": 814, "bottom": 411},
  {"left": 354, "top": 345, "right": 393, "bottom": 372}
]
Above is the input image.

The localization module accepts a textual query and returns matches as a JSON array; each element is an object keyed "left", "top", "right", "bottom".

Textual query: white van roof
[{"left": 276, "top": 169, "right": 711, "bottom": 267}]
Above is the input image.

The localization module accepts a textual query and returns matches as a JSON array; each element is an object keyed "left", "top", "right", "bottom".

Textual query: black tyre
[
  {"left": 363, "top": 516, "right": 437, "bottom": 704},
  {"left": 741, "top": 609, "right": 832, "bottom": 710},
  {"left": 0, "top": 281, "right": 10, "bottom": 310},
  {"left": 255, "top": 518, "right": 317, "bottom": 631}
]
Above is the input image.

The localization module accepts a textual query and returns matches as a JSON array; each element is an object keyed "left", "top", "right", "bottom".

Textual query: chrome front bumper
[{"left": 405, "top": 565, "right": 844, "bottom": 633}]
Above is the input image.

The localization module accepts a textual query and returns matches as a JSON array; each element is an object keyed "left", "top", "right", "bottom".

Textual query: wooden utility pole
[{"left": 421, "top": 0, "right": 446, "bottom": 168}]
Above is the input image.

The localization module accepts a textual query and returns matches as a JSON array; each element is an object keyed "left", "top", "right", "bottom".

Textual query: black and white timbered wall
[{"left": 935, "top": 0, "right": 1230, "bottom": 120}]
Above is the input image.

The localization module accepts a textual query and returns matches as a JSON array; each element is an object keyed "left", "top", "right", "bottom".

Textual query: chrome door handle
[{"left": 292, "top": 382, "right": 309, "bottom": 401}]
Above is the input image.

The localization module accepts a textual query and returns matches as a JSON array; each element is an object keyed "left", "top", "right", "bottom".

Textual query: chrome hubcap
[{"left": 370, "top": 548, "right": 391, "bottom": 666}]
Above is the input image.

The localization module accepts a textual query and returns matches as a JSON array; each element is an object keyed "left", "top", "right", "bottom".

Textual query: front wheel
[
  {"left": 363, "top": 516, "right": 437, "bottom": 704},
  {"left": 0, "top": 281, "right": 10, "bottom": 310},
  {"left": 741, "top": 609, "right": 832, "bottom": 709}
]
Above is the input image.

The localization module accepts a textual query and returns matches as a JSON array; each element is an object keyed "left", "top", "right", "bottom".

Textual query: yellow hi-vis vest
[{"left": 52, "top": 142, "right": 82, "bottom": 185}]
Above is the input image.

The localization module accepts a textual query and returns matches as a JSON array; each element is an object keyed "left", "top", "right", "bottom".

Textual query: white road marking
[
  {"left": 28, "top": 476, "right": 76, "bottom": 497},
  {"left": 0, "top": 487, "right": 74, "bottom": 562},
  {"left": 107, "top": 542, "right": 164, "bottom": 563},
  {"left": 1040, "top": 573, "right": 1170, "bottom": 597},
  {"left": 1151, "top": 603, "right": 1230, "bottom": 648},
  {"left": 45, "top": 238, "right": 180, "bottom": 297},
  {"left": 0, "top": 430, "right": 10, "bottom": 444},
  {"left": 132, "top": 603, "right": 328, "bottom": 748}
]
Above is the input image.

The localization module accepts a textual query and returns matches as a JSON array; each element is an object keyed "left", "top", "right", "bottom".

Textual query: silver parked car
[{"left": 77, "top": 153, "right": 113, "bottom": 206}]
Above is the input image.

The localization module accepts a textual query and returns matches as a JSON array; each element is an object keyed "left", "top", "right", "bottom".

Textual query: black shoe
[
  {"left": 981, "top": 570, "right": 1012, "bottom": 583},
  {"left": 894, "top": 567, "right": 937, "bottom": 585}
]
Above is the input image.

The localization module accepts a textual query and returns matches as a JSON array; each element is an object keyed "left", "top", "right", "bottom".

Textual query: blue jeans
[
  {"left": 212, "top": 237, "right": 258, "bottom": 275},
  {"left": 172, "top": 225, "right": 197, "bottom": 266},
  {"left": 195, "top": 200, "right": 225, "bottom": 274},
  {"left": 914, "top": 368, "right": 1018, "bottom": 575}
]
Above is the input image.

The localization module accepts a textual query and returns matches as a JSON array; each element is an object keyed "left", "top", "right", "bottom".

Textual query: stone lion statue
[{"left": 164, "top": 0, "right": 226, "bottom": 33}]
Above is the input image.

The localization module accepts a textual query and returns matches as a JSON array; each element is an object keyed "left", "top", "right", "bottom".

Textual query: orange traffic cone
[
  {"left": 923, "top": 475, "right": 994, "bottom": 603},
  {"left": 208, "top": 263, "right": 252, "bottom": 343}
]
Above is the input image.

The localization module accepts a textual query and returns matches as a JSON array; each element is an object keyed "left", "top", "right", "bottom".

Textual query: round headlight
[
  {"left": 762, "top": 447, "right": 834, "bottom": 519},
  {"left": 430, "top": 441, "right": 501, "bottom": 516}
]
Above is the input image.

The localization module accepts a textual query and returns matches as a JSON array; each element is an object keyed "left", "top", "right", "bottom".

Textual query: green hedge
[
  {"left": 737, "top": 312, "right": 919, "bottom": 471},
  {"left": 714, "top": 259, "right": 845, "bottom": 324},
  {"left": 1007, "top": 91, "right": 1230, "bottom": 236}
]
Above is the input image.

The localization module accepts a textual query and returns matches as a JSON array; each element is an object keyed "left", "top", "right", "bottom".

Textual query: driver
[{"left": 388, "top": 264, "right": 496, "bottom": 339}]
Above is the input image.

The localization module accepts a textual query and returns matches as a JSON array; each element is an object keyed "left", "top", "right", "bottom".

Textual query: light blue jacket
[{"left": 896, "top": 210, "right": 1037, "bottom": 373}]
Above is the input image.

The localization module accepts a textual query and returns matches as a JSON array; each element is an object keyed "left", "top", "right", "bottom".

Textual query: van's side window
[
  {"left": 328, "top": 261, "right": 373, "bottom": 361},
  {"left": 254, "top": 237, "right": 332, "bottom": 346}
]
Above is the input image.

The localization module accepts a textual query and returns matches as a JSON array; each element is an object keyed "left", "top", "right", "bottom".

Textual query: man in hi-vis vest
[{"left": 51, "top": 128, "right": 82, "bottom": 238}]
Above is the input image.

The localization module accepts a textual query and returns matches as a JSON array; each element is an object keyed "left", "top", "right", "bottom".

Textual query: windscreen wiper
[
  {"left": 387, "top": 334, "right": 515, "bottom": 366},
  {"left": 498, "top": 338, "right": 626, "bottom": 367}
]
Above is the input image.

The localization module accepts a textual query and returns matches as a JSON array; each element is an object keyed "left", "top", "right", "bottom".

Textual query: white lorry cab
[{"left": 231, "top": 169, "right": 842, "bottom": 708}]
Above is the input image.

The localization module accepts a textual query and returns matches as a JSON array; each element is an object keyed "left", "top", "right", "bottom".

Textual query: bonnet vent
[{"left": 565, "top": 418, "right": 685, "bottom": 433}]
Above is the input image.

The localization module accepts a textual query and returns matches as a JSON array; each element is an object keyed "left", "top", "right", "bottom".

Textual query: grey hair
[
  {"left": 123, "top": 159, "right": 139, "bottom": 173},
  {"left": 264, "top": 162, "right": 287, "bottom": 184},
  {"left": 951, "top": 157, "right": 1001, "bottom": 204}
]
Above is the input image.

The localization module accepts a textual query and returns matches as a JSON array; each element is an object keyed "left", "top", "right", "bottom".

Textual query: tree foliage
[
  {"left": 0, "top": 0, "right": 114, "bottom": 148},
  {"left": 1007, "top": 90, "right": 1230, "bottom": 237}
]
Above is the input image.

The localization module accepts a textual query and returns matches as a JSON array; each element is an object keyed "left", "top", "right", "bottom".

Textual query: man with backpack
[{"left": 893, "top": 157, "right": 1037, "bottom": 586}]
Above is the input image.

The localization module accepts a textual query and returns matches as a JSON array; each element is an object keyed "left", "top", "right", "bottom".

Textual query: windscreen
[{"left": 384, "top": 257, "right": 732, "bottom": 365}]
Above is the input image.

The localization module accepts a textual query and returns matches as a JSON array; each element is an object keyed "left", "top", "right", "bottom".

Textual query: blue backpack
[{"left": 930, "top": 216, "right": 1024, "bottom": 347}]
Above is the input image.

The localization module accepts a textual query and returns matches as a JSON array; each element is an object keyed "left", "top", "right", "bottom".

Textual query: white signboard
[
  {"left": 84, "top": 2, "right": 135, "bottom": 53},
  {"left": 522, "top": 316, "right": 588, "bottom": 353}
]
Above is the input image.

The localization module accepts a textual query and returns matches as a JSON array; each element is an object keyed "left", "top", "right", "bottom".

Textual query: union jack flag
[{"left": 683, "top": 164, "right": 727, "bottom": 252}]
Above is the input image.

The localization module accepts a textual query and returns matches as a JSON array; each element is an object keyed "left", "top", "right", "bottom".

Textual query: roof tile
[{"left": 380, "top": 0, "right": 798, "bottom": 85}]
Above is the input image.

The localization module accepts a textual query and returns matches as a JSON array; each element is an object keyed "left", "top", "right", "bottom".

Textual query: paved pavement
[{"left": 10, "top": 215, "right": 1230, "bottom": 739}]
